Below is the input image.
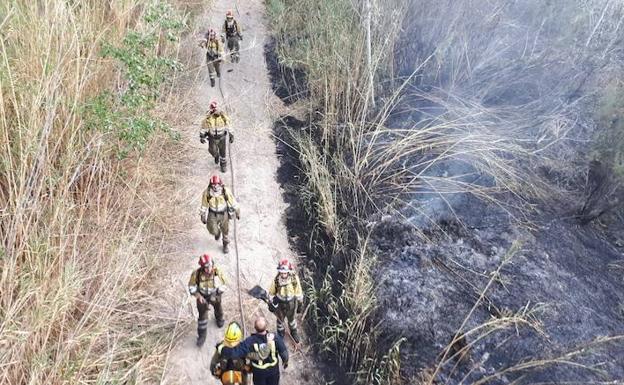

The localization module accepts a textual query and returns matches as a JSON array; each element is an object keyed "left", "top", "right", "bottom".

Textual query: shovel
[
  {"left": 247, "top": 285, "right": 301, "bottom": 348},
  {"left": 248, "top": 285, "right": 276, "bottom": 312}
]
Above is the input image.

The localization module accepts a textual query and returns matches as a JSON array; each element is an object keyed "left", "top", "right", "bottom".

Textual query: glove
[
  {"left": 236, "top": 212, "right": 241, "bottom": 220},
  {"left": 268, "top": 301, "right": 276, "bottom": 313},
  {"left": 217, "top": 286, "right": 226, "bottom": 294},
  {"left": 239, "top": 34, "right": 243, "bottom": 41},
  {"left": 228, "top": 132, "right": 234, "bottom": 143},
  {"left": 282, "top": 361, "right": 288, "bottom": 369},
  {"left": 200, "top": 137, "right": 206, "bottom": 144}
]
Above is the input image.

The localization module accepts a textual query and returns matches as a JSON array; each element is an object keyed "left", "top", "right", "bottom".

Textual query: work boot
[
  {"left": 223, "top": 241, "right": 229, "bottom": 254},
  {"left": 196, "top": 332, "right": 207, "bottom": 347},
  {"left": 214, "top": 155, "right": 219, "bottom": 164},
  {"left": 277, "top": 329, "right": 285, "bottom": 338},
  {"left": 216, "top": 318, "right": 225, "bottom": 328},
  {"left": 215, "top": 232, "right": 221, "bottom": 241},
  {"left": 210, "top": 78, "right": 215, "bottom": 87},
  {"left": 220, "top": 162, "right": 227, "bottom": 173},
  {"left": 290, "top": 329, "right": 301, "bottom": 344}
]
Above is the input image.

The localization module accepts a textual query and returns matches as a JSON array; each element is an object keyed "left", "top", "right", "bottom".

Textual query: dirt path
[{"left": 159, "top": 1, "right": 320, "bottom": 384}]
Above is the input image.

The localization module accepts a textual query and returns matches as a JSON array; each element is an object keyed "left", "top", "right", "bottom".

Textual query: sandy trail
[{"left": 160, "top": 1, "right": 320, "bottom": 384}]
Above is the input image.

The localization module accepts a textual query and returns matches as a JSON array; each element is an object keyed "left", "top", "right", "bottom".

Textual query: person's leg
[
  {"left": 211, "top": 293, "right": 224, "bottom": 327},
  {"left": 217, "top": 137, "right": 227, "bottom": 172},
  {"left": 209, "top": 137, "right": 220, "bottom": 164},
  {"left": 220, "top": 213, "right": 230, "bottom": 253},
  {"left": 196, "top": 298, "right": 209, "bottom": 346},
  {"left": 207, "top": 212, "right": 221, "bottom": 240},
  {"left": 207, "top": 59, "right": 216, "bottom": 87}
]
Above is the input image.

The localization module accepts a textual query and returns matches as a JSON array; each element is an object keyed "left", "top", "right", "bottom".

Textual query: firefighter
[
  {"left": 218, "top": 317, "right": 289, "bottom": 385},
  {"left": 199, "top": 100, "right": 234, "bottom": 173},
  {"left": 188, "top": 254, "right": 227, "bottom": 346},
  {"left": 268, "top": 259, "right": 304, "bottom": 344},
  {"left": 199, "top": 28, "right": 223, "bottom": 87},
  {"left": 200, "top": 175, "right": 240, "bottom": 254},
  {"left": 210, "top": 322, "right": 251, "bottom": 385},
  {"left": 222, "top": 10, "right": 242, "bottom": 63}
]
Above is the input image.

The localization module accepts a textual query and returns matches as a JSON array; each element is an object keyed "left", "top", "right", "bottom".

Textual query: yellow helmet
[{"left": 224, "top": 322, "right": 243, "bottom": 347}]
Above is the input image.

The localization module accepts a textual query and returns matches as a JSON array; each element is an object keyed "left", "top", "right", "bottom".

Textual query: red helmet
[
  {"left": 198, "top": 253, "right": 213, "bottom": 268},
  {"left": 210, "top": 175, "right": 223, "bottom": 186},
  {"left": 226, "top": 10, "right": 233, "bottom": 18},
  {"left": 209, "top": 100, "right": 218, "bottom": 112},
  {"left": 277, "top": 258, "right": 293, "bottom": 273}
]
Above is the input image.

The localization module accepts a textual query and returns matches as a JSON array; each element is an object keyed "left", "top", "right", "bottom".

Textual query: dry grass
[
  {"left": 0, "top": 1, "right": 192, "bottom": 383},
  {"left": 269, "top": 0, "right": 624, "bottom": 384}
]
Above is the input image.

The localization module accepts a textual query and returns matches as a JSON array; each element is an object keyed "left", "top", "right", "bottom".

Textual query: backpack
[{"left": 224, "top": 20, "right": 239, "bottom": 37}]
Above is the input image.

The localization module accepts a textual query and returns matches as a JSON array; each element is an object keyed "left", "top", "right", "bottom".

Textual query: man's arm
[
  {"left": 219, "top": 338, "right": 253, "bottom": 359},
  {"left": 188, "top": 270, "right": 198, "bottom": 295},
  {"left": 268, "top": 277, "right": 277, "bottom": 296},
  {"left": 201, "top": 189, "right": 210, "bottom": 208},
  {"left": 293, "top": 274, "right": 304, "bottom": 300},
  {"left": 215, "top": 267, "right": 227, "bottom": 285},
  {"left": 224, "top": 191, "right": 240, "bottom": 218}
]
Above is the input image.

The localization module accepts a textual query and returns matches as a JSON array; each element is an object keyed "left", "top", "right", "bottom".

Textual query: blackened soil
[
  {"left": 373, "top": 194, "right": 624, "bottom": 384},
  {"left": 264, "top": 38, "right": 309, "bottom": 105},
  {"left": 266, "top": 41, "right": 352, "bottom": 385}
]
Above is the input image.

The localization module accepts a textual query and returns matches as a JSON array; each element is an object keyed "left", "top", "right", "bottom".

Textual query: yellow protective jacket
[
  {"left": 201, "top": 187, "right": 240, "bottom": 215},
  {"left": 201, "top": 112, "right": 230, "bottom": 138},
  {"left": 269, "top": 273, "right": 303, "bottom": 302},
  {"left": 188, "top": 267, "right": 226, "bottom": 296},
  {"left": 204, "top": 38, "right": 223, "bottom": 59}
]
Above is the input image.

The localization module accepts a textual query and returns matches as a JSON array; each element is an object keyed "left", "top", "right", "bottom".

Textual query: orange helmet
[
  {"left": 210, "top": 175, "right": 223, "bottom": 186},
  {"left": 198, "top": 253, "right": 214, "bottom": 268},
  {"left": 277, "top": 258, "right": 293, "bottom": 273}
]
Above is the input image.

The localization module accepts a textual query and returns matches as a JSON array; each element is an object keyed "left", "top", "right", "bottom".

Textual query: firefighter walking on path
[
  {"left": 210, "top": 322, "right": 251, "bottom": 385},
  {"left": 223, "top": 10, "right": 242, "bottom": 63},
  {"left": 218, "top": 317, "right": 289, "bottom": 385},
  {"left": 200, "top": 175, "right": 240, "bottom": 253},
  {"left": 188, "top": 254, "right": 227, "bottom": 346},
  {"left": 200, "top": 100, "right": 234, "bottom": 173},
  {"left": 199, "top": 28, "right": 223, "bottom": 87},
  {"left": 269, "top": 259, "right": 304, "bottom": 344}
]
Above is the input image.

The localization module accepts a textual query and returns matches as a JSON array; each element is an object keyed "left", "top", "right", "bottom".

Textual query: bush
[{"left": 84, "top": 1, "right": 185, "bottom": 158}]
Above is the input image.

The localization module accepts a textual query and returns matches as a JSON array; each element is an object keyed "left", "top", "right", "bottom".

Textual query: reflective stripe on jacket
[
  {"left": 188, "top": 267, "right": 226, "bottom": 296},
  {"left": 201, "top": 112, "right": 230, "bottom": 137},
  {"left": 251, "top": 341, "right": 277, "bottom": 369},
  {"left": 201, "top": 187, "right": 238, "bottom": 214},
  {"left": 269, "top": 273, "right": 303, "bottom": 302}
]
